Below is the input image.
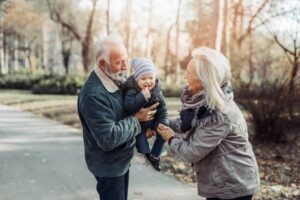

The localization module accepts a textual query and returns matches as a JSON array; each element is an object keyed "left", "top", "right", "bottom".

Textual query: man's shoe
[{"left": 145, "top": 153, "right": 161, "bottom": 171}]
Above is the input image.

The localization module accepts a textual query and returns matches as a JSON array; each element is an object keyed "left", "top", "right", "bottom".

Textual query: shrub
[
  {"left": 235, "top": 81, "right": 291, "bottom": 142},
  {"left": 0, "top": 70, "right": 54, "bottom": 90},
  {"left": 160, "top": 83, "right": 183, "bottom": 97},
  {"left": 32, "top": 75, "right": 85, "bottom": 95},
  {"left": 0, "top": 70, "right": 85, "bottom": 95}
]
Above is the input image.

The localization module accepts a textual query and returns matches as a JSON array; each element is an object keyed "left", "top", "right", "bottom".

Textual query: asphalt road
[{"left": 0, "top": 104, "right": 202, "bottom": 200}]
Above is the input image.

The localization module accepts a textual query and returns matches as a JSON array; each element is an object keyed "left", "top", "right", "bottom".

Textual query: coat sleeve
[
  {"left": 123, "top": 89, "right": 147, "bottom": 115},
  {"left": 169, "top": 115, "right": 231, "bottom": 163},
  {"left": 169, "top": 118, "right": 184, "bottom": 134},
  {"left": 80, "top": 94, "right": 141, "bottom": 152},
  {"left": 155, "top": 91, "right": 169, "bottom": 126}
]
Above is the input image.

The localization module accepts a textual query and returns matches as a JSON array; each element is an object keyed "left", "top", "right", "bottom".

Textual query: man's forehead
[{"left": 109, "top": 43, "right": 127, "bottom": 58}]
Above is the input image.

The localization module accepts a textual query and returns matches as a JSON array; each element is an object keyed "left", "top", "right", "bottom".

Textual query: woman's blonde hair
[{"left": 192, "top": 47, "right": 231, "bottom": 111}]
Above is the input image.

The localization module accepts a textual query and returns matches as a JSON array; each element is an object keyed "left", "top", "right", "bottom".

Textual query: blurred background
[{"left": 0, "top": 0, "right": 299, "bottom": 199}]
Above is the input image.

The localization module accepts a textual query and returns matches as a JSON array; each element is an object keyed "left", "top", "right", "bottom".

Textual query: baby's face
[{"left": 137, "top": 73, "right": 156, "bottom": 90}]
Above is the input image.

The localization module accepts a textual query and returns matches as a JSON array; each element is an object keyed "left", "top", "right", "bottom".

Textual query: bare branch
[
  {"left": 274, "top": 36, "right": 294, "bottom": 55},
  {"left": 46, "top": 0, "right": 81, "bottom": 41}
]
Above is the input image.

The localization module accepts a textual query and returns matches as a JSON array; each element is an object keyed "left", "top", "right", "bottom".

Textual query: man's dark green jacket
[{"left": 77, "top": 69, "right": 141, "bottom": 177}]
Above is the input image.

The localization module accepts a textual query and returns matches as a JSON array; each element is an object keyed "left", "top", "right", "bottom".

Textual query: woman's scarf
[{"left": 180, "top": 82, "right": 233, "bottom": 132}]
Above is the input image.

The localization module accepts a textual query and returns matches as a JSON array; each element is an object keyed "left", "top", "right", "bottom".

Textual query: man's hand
[
  {"left": 141, "top": 87, "right": 151, "bottom": 100},
  {"left": 134, "top": 102, "right": 159, "bottom": 122},
  {"left": 157, "top": 123, "right": 175, "bottom": 141}
]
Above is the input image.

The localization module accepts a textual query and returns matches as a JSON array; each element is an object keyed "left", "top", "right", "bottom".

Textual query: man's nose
[{"left": 121, "top": 61, "right": 127, "bottom": 70}]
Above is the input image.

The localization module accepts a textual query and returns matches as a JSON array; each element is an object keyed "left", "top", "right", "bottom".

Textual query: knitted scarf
[{"left": 180, "top": 83, "right": 233, "bottom": 139}]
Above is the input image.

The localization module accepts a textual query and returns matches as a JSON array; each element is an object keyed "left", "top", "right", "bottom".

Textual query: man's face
[{"left": 100, "top": 44, "right": 128, "bottom": 83}]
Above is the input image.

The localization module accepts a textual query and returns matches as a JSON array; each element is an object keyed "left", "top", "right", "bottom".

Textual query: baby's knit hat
[{"left": 131, "top": 58, "right": 157, "bottom": 81}]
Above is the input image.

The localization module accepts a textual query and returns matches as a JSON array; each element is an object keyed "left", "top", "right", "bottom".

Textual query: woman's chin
[{"left": 187, "top": 87, "right": 195, "bottom": 94}]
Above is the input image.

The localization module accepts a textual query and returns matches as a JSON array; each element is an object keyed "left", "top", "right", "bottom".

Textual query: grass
[{"left": 0, "top": 89, "right": 182, "bottom": 129}]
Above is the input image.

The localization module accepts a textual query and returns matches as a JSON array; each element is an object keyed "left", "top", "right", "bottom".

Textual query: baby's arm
[
  {"left": 155, "top": 91, "right": 169, "bottom": 127},
  {"left": 124, "top": 89, "right": 148, "bottom": 115}
]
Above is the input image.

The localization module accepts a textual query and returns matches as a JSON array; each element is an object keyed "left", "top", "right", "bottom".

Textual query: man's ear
[{"left": 98, "top": 59, "right": 106, "bottom": 71}]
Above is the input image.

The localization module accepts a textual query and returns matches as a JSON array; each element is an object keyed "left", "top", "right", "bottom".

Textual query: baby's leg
[
  {"left": 135, "top": 131, "right": 150, "bottom": 155},
  {"left": 150, "top": 131, "right": 165, "bottom": 158}
]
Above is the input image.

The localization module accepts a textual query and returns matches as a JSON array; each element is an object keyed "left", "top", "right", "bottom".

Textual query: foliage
[
  {"left": 0, "top": 69, "right": 52, "bottom": 89},
  {"left": 0, "top": 70, "right": 85, "bottom": 95},
  {"left": 32, "top": 74, "right": 85, "bottom": 95},
  {"left": 161, "top": 82, "right": 183, "bottom": 97},
  {"left": 235, "top": 80, "right": 300, "bottom": 142}
]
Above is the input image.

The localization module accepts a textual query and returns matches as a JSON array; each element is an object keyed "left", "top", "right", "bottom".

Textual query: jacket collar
[{"left": 94, "top": 64, "right": 119, "bottom": 93}]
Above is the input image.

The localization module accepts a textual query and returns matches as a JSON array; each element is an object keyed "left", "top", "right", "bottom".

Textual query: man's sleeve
[
  {"left": 80, "top": 94, "right": 141, "bottom": 152},
  {"left": 156, "top": 91, "right": 169, "bottom": 126}
]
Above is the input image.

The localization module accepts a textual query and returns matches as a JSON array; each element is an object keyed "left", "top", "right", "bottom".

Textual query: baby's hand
[{"left": 142, "top": 87, "right": 151, "bottom": 100}]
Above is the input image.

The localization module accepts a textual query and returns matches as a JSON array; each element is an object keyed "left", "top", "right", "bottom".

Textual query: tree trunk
[
  {"left": 61, "top": 26, "right": 73, "bottom": 74},
  {"left": 215, "top": 0, "right": 224, "bottom": 51},
  {"left": 223, "top": 0, "right": 232, "bottom": 57},
  {"left": 4, "top": 32, "right": 8, "bottom": 74},
  {"left": 106, "top": 0, "right": 110, "bottom": 35},
  {"left": 0, "top": 19, "right": 5, "bottom": 75},
  {"left": 14, "top": 35, "right": 19, "bottom": 71},
  {"left": 125, "top": 0, "right": 132, "bottom": 52},
  {"left": 24, "top": 40, "right": 31, "bottom": 70},
  {"left": 145, "top": 0, "right": 153, "bottom": 57},
  {"left": 82, "top": 0, "right": 98, "bottom": 73},
  {"left": 210, "top": 0, "right": 218, "bottom": 48},
  {"left": 42, "top": 22, "right": 50, "bottom": 69},
  {"left": 238, "top": 0, "right": 244, "bottom": 47},
  {"left": 165, "top": 25, "right": 173, "bottom": 86},
  {"left": 175, "top": 0, "right": 182, "bottom": 84}
]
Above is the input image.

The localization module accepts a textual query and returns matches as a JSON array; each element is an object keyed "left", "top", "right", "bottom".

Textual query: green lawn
[{"left": 0, "top": 89, "right": 181, "bottom": 129}]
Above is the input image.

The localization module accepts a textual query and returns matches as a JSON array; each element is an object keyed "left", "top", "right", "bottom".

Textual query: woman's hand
[
  {"left": 145, "top": 129, "right": 156, "bottom": 138},
  {"left": 157, "top": 123, "right": 175, "bottom": 141}
]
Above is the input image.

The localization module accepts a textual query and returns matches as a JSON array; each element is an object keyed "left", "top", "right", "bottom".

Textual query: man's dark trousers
[{"left": 95, "top": 170, "right": 129, "bottom": 200}]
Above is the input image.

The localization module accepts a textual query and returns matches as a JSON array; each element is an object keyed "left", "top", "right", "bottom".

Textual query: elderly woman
[{"left": 157, "top": 47, "right": 260, "bottom": 200}]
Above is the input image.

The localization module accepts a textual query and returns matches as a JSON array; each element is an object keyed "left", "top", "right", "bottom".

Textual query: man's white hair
[
  {"left": 95, "top": 33, "right": 124, "bottom": 65},
  {"left": 192, "top": 47, "right": 232, "bottom": 111}
]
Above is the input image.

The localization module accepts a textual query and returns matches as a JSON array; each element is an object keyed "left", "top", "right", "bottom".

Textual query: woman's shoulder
[{"left": 222, "top": 100, "right": 245, "bottom": 123}]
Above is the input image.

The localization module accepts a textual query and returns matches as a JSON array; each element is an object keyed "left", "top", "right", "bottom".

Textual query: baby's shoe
[{"left": 145, "top": 153, "right": 161, "bottom": 171}]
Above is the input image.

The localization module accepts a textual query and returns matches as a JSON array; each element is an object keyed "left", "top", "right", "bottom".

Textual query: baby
[{"left": 123, "top": 58, "right": 169, "bottom": 171}]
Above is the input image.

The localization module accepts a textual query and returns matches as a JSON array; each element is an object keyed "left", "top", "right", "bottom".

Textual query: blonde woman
[{"left": 157, "top": 47, "right": 260, "bottom": 200}]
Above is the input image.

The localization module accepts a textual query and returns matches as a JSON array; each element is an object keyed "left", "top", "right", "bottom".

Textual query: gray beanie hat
[{"left": 131, "top": 58, "right": 157, "bottom": 81}]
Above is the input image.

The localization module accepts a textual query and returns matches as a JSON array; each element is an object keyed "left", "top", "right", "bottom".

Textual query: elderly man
[{"left": 77, "top": 34, "right": 158, "bottom": 200}]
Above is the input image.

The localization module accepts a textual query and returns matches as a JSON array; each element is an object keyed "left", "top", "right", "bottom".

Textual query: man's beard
[{"left": 104, "top": 64, "right": 127, "bottom": 84}]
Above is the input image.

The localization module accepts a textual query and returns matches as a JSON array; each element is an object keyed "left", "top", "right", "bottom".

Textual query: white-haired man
[{"left": 77, "top": 34, "right": 158, "bottom": 200}]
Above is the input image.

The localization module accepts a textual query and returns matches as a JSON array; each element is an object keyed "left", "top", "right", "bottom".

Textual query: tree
[
  {"left": 174, "top": 0, "right": 182, "bottom": 84},
  {"left": 1, "top": 0, "right": 44, "bottom": 73},
  {"left": 106, "top": 0, "right": 110, "bottom": 35},
  {"left": 210, "top": 0, "right": 224, "bottom": 51},
  {"left": 46, "top": 0, "right": 98, "bottom": 73},
  {"left": 144, "top": 0, "right": 153, "bottom": 57}
]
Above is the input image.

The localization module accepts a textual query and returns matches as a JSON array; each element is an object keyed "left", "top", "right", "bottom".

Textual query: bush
[
  {"left": 161, "top": 83, "right": 183, "bottom": 97},
  {"left": 32, "top": 75, "right": 85, "bottom": 95},
  {"left": 235, "top": 81, "right": 291, "bottom": 142},
  {"left": 0, "top": 70, "right": 85, "bottom": 95},
  {"left": 0, "top": 70, "right": 54, "bottom": 90}
]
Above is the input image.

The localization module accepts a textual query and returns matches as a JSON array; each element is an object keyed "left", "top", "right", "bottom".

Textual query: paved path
[{"left": 0, "top": 104, "right": 202, "bottom": 200}]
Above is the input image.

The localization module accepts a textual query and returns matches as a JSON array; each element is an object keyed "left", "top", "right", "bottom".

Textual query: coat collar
[{"left": 93, "top": 64, "right": 119, "bottom": 93}]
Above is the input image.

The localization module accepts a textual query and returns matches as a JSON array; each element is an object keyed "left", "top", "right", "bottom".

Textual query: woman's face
[{"left": 185, "top": 59, "right": 203, "bottom": 94}]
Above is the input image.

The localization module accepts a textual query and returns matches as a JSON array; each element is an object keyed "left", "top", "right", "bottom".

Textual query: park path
[{"left": 0, "top": 104, "right": 203, "bottom": 200}]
